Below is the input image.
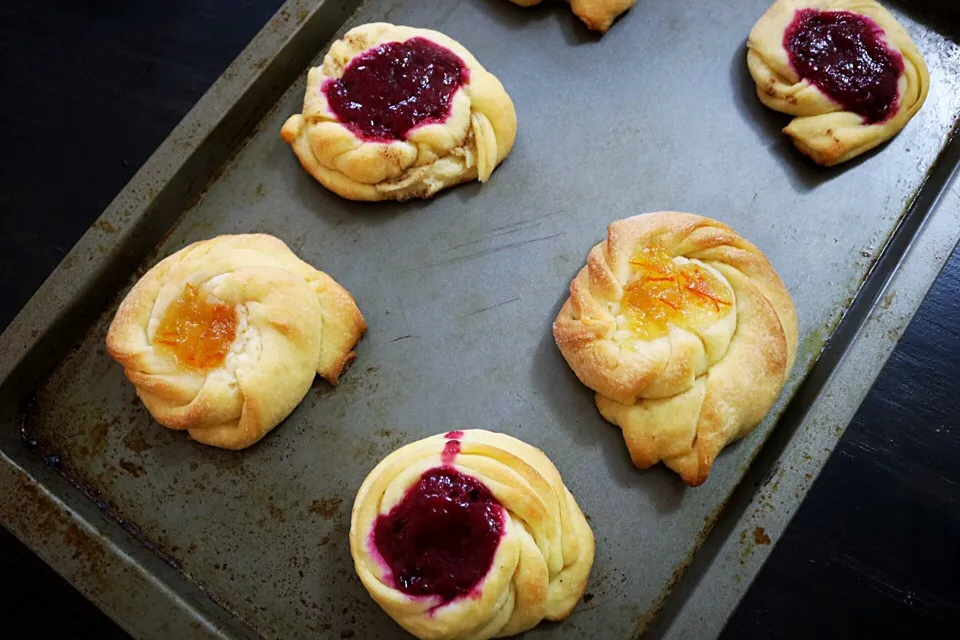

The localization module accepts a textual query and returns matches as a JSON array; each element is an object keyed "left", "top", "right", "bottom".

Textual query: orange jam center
[
  {"left": 154, "top": 284, "right": 237, "bottom": 370},
  {"left": 622, "top": 243, "right": 733, "bottom": 340}
]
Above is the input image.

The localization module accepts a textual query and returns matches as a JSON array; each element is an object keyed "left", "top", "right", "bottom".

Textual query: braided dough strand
[{"left": 507, "top": 0, "right": 637, "bottom": 33}]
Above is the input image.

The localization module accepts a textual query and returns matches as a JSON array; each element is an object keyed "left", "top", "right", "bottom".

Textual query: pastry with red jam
[
  {"left": 106, "top": 234, "right": 366, "bottom": 450},
  {"left": 350, "top": 429, "right": 594, "bottom": 639},
  {"left": 553, "top": 213, "right": 798, "bottom": 486},
  {"left": 506, "top": 0, "right": 637, "bottom": 33},
  {"left": 748, "top": 0, "right": 929, "bottom": 166},
  {"left": 281, "top": 23, "right": 517, "bottom": 201}
]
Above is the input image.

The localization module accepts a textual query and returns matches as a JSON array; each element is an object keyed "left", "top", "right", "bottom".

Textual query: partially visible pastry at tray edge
[
  {"left": 553, "top": 213, "right": 798, "bottom": 486},
  {"left": 351, "top": 429, "right": 594, "bottom": 640},
  {"left": 748, "top": 0, "right": 929, "bottom": 166},
  {"left": 106, "top": 234, "right": 366, "bottom": 450},
  {"left": 507, "top": 0, "right": 637, "bottom": 33},
  {"left": 281, "top": 23, "right": 516, "bottom": 202}
]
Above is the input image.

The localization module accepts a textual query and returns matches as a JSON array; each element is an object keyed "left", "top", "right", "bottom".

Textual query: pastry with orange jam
[
  {"left": 106, "top": 234, "right": 366, "bottom": 450},
  {"left": 553, "top": 212, "right": 798, "bottom": 486}
]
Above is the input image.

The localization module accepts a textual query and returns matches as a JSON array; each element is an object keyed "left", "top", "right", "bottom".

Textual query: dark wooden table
[{"left": 1, "top": 1, "right": 957, "bottom": 638}]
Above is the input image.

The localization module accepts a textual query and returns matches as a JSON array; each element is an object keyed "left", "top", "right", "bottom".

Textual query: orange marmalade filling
[
  {"left": 154, "top": 284, "right": 238, "bottom": 370},
  {"left": 622, "top": 243, "right": 733, "bottom": 340}
]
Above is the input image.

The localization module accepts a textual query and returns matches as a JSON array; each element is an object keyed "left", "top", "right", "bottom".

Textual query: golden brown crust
[
  {"left": 106, "top": 234, "right": 366, "bottom": 450},
  {"left": 507, "top": 0, "right": 637, "bottom": 32},
  {"left": 350, "top": 430, "right": 594, "bottom": 640},
  {"left": 747, "top": 0, "right": 929, "bottom": 166},
  {"left": 281, "top": 23, "right": 516, "bottom": 202},
  {"left": 554, "top": 213, "right": 798, "bottom": 486}
]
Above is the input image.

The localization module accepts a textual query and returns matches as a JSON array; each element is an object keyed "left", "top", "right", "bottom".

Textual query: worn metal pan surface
[{"left": 2, "top": 0, "right": 960, "bottom": 638}]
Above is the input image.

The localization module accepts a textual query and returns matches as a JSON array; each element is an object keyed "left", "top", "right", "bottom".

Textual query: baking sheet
[{"left": 6, "top": 0, "right": 960, "bottom": 638}]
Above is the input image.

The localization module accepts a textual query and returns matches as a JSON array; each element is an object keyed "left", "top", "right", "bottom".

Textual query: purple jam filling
[
  {"left": 324, "top": 37, "right": 469, "bottom": 142},
  {"left": 441, "top": 439, "right": 461, "bottom": 465},
  {"left": 373, "top": 466, "right": 503, "bottom": 604},
  {"left": 784, "top": 9, "right": 904, "bottom": 124}
]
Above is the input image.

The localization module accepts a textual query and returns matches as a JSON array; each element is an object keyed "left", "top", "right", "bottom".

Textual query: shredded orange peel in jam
[
  {"left": 154, "top": 284, "right": 238, "bottom": 370},
  {"left": 622, "top": 243, "right": 732, "bottom": 340}
]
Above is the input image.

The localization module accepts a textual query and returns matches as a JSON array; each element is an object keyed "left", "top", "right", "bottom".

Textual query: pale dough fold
[
  {"left": 281, "top": 23, "right": 517, "bottom": 201},
  {"left": 747, "top": 0, "right": 929, "bottom": 166},
  {"left": 553, "top": 213, "right": 798, "bottom": 486},
  {"left": 507, "top": 0, "right": 637, "bottom": 32},
  {"left": 350, "top": 429, "right": 594, "bottom": 640},
  {"left": 106, "top": 234, "right": 366, "bottom": 450}
]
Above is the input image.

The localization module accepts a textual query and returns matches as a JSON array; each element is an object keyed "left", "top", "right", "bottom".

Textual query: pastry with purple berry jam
[
  {"left": 506, "top": 0, "right": 636, "bottom": 33},
  {"left": 349, "top": 429, "right": 594, "bottom": 640},
  {"left": 748, "top": 0, "right": 928, "bottom": 166},
  {"left": 281, "top": 23, "right": 516, "bottom": 202}
]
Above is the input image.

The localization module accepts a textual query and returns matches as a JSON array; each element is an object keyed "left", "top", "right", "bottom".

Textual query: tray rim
[{"left": 2, "top": 1, "right": 960, "bottom": 638}]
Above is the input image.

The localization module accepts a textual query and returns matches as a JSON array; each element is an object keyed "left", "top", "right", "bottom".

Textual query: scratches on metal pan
[
  {"left": 462, "top": 297, "right": 520, "bottom": 318},
  {"left": 388, "top": 334, "right": 421, "bottom": 343},
  {"left": 444, "top": 209, "right": 566, "bottom": 253},
  {"left": 407, "top": 233, "right": 565, "bottom": 272}
]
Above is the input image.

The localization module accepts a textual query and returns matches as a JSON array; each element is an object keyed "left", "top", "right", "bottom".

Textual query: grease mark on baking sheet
[{"left": 388, "top": 334, "right": 421, "bottom": 343}]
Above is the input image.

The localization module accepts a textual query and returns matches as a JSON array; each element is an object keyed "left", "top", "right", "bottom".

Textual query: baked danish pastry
[
  {"left": 350, "top": 429, "right": 594, "bottom": 640},
  {"left": 281, "top": 23, "right": 516, "bottom": 201},
  {"left": 506, "top": 0, "right": 637, "bottom": 33},
  {"left": 106, "top": 234, "right": 366, "bottom": 450},
  {"left": 553, "top": 213, "right": 798, "bottom": 486},
  {"left": 748, "top": 0, "right": 929, "bottom": 166}
]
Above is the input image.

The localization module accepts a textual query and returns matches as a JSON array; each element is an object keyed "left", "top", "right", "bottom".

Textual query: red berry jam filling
[
  {"left": 373, "top": 466, "right": 504, "bottom": 604},
  {"left": 324, "top": 37, "right": 469, "bottom": 142},
  {"left": 784, "top": 9, "right": 904, "bottom": 124}
]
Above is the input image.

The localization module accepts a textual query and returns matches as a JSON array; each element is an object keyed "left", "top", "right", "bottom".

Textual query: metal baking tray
[{"left": 2, "top": 0, "right": 959, "bottom": 638}]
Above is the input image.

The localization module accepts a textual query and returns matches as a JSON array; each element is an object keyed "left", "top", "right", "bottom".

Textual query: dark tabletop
[{"left": 1, "top": 1, "right": 957, "bottom": 638}]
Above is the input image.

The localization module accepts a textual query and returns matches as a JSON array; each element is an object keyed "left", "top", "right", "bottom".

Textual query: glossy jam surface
[
  {"left": 784, "top": 9, "right": 904, "bottom": 124},
  {"left": 154, "top": 284, "right": 237, "bottom": 370},
  {"left": 373, "top": 467, "right": 503, "bottom": 603},
  {"left": 325, "top": 37, "right": 468, "bottom": 142},
  {"left": 623, "top": 243, "right": 732, "bottom": 340}
]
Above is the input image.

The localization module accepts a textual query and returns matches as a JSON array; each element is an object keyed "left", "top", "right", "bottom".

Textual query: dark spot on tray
[
  {"left": 122, "top": 431, "right": 153, "bottom": 454},
  {"left": 119, "top": 459, "right": 146, "bottom": 478},
  {"left": 340, "top": 630, "right": 355, "bottom": 639},
  {"left": 268, "top": 504, "right": 285, "bottom": 523},
  {"left": 309, "top": 497, "right": 343, "bottom": 519},
  {"left": 753, "top": 527, "right": 771, "bottom": 545},
  {"left": 583, "top": 593, "right": 595, "bottom": 603},
  {"left": 375, "top": 428, "right": 392, "bottom": 438},
  {"left": 319, "top": 535, "right": 330, "bottom": 547},
  {"left": 93, "top": 219, "right": 117, "bottom": 234}
]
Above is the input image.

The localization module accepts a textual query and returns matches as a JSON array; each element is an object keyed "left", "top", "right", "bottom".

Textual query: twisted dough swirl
[
  {"left": 747, "top": 0, "right": 929, "bottom": 166},
  {"left": 506, "top": 0, "right": 637, "bottom": 32},
  {"left": 350, "top": 430, "right": 594, "bottom": 640},
  {"left": 106, "top": 234, "right": 365, "bottom": 450},
  {"left": 281, "top": 23, "right": 516, "bottom": 201},
  {"left": 554, "top": 213, "right": 798, "bottom": 486}
]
